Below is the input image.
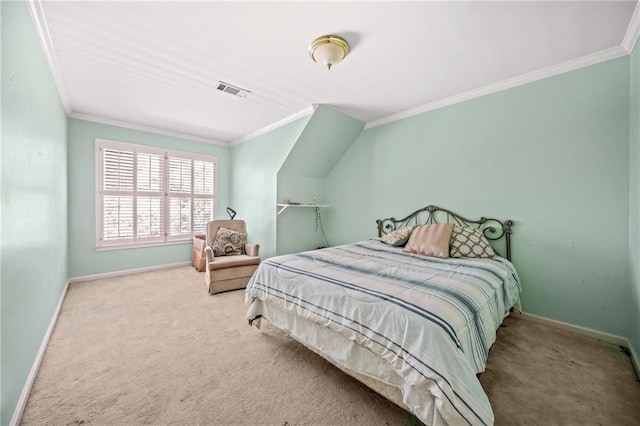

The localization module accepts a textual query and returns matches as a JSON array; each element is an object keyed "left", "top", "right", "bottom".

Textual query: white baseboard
[
  {"left": 68, "top": 261, "right": 191, "bottom": 283},
  {"left": 627, "top": 339, "right": 640, "bottom": 380},
  {"left": 519, "top": 312, "right": 628, "bottom": 346},
  {"left": 519, "top": 312, "right": 640, "bottom": 379},
  {"left": 10, "top": 280, "right": 70, "bottom": 426}
]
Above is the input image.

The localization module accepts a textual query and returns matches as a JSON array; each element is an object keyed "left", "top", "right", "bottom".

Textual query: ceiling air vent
[{"left": 216, "top": 81, "right": 251, "bottom": 98}]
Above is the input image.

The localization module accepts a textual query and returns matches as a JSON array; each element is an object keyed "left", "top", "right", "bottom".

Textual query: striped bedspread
[{"left": 246, "top": 240, "right": 521, "bottom": 425}]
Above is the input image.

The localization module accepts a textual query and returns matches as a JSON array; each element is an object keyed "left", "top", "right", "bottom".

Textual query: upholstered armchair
[{"left": 204, "top": 219, "right": 260, "bottom": 294}]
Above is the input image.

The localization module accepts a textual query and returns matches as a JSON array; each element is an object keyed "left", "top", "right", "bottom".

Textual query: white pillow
[{"left": 382, "top": 227, "right": 414, "bottom": 246}]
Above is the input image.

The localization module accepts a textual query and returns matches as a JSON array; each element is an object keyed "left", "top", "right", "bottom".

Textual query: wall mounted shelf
[{"left": 277, "top": 204, "right": 330, "bottom": 215}]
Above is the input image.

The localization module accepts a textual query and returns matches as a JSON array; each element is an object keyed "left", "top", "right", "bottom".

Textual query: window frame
[{"left": 95, "top": 138, "right": 217, "bottom": 250}]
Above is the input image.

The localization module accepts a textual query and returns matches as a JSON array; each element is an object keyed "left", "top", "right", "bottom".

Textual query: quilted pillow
[
  {"left": 403, "top": 223, "right": 453, "bottom": 258},
  {"left": 382, "top": 226, "right": 414, "bottom": 246},
  {"left": 212, "top": 226, "right": 247, "bottom": 256},
  {"left": 449, "top": 226, "right": 496, "bottom": 258}
]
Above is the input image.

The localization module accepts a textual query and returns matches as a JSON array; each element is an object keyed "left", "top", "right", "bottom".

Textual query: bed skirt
[{"left": 249, "top": 298, "right": 448, "bottom": 425}]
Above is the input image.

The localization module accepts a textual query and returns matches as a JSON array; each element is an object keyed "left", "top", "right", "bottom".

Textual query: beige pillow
[
  {"left": 382, "top": 226, "right": 414, "bottom": 246},
  {"left": 403, "top": 223, "right": 454, "bottom": 258}
]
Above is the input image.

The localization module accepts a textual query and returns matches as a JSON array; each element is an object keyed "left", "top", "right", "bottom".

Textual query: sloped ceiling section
[
  {"left": 30, "top": 1, "right": 640, "bottom": 145},
  {"left": 279, "top": 105, "right": 365, "bottom": 178}
]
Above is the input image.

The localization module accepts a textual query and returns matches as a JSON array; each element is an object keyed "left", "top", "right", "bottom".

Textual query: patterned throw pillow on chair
[
  {"left": 449, "top": 226, "right": 496, "bottom": 258},
  {"left": 212, "top": 226, "right": 247, "bottom": 256}
]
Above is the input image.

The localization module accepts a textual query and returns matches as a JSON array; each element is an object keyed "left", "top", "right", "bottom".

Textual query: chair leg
[{"left": 205, "top": 271, "right": 213, "bottom": 294}]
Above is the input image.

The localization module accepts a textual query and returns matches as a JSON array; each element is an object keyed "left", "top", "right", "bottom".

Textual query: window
[{"left": 96, "top": 139, "right": 216, "bottom": 248}]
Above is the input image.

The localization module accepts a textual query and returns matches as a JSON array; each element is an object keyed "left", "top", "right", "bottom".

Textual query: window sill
[{"left": 95, "top": 239, "right": 194, "bottom": 252}]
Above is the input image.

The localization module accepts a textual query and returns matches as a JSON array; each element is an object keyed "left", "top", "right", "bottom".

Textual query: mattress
[{"left": 246, "top": 240, "right": 521, "bottom": 425}]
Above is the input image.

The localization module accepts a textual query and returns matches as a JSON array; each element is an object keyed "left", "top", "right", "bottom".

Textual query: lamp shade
[{"left": 309, "top": 35, "right": 349, "bottom": 70}]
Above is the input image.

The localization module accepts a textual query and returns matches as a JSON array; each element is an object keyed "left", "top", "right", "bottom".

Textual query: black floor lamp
[{"left": 226, "top": 207, "right": 237, "bottom": 220}]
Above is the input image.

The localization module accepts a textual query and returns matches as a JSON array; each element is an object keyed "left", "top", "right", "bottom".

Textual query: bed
[{"left": 245, "top": 205, "right": 521, "bottom": 425}]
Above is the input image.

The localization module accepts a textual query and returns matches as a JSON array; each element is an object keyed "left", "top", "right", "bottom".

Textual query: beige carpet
[{"left": 21, "top": 266, "right": 640, "bottom": 425}]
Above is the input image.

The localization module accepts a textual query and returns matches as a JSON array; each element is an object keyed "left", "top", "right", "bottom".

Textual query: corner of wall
[
  {"left": 275, "top": 105, "right": 364, "bottom": 255},
  {"left": 229, "top": 114, "right": 312, "bottom": 259},
  {"left": 628, "top": 41, "right": 640, "bottom": 360}
]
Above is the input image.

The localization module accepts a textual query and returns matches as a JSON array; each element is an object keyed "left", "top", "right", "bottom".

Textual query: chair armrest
[
  {"left": 245, "top": 243, "right": 260, "bottom": 257},
  {"left": 205, "top": 246, "right": 215, "bottom": 263}
]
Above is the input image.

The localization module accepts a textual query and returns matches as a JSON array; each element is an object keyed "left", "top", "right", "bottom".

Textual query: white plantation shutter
[
  {"left": 137, "top": 196, "right": 163, "bottom": 240},
  {"left": 100, "top": 146, "right": 135, "bottom": 244},
  {"left": 169, "top": 197, "right": 192, "bottom": 238},
  {"left": 193, "top": 159, "right": 215, "bottom": 233},
  {"left": 168, "top": 156, "right": 192, "bottom": 239},
  {"left": 193, "top": 198, "right": 214, "bottom": 233},
  {"left": 136, "top": 152, "right": 164, "bottom": 242},
  {"left": 194, "top": 160, "right": 214, "bottom": 194},
  {"left": 167, "top": 155, "right": 216, "bottom": 238},
  {"left": 137, "top": 152, "right": 163, "bottom": 192},
  {"left": 103, "top": 195, "right": 134, "bottom": 241},
  {"left": 97, "top": 139, "right": 216, "bottom": 248},
  {"left": 103, "top": 148, "right": 134, "bottom": 191},
  {"left": 169, "top": 157, "right": 192, "bottom": 193}
]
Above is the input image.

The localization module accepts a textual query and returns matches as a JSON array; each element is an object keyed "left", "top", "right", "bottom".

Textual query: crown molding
[
  {"left": 365, "top": 46, "right": 629, "bottom": 130},
  {"left": 623, "top": 0, "right": 640, "bottom": 53},
  {"left": 27, "top": 0, "right": 639, "bottom": 144},
  {"left": 69, "top": 112, "right": 228, "bottom": 147},
  {"left": 26, "top": 0, "right": 72, "bottom": 114},
  {"left": 230, "top": 105, "right": 318, "bottom": 146}
]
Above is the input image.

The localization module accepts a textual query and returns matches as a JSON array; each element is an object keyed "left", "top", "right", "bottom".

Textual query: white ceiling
[{"left": 34, "top": 1, "right": 639, "bottom": 145}]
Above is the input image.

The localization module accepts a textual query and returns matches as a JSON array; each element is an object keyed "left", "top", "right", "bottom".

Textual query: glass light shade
[
  {"left": 313, "top": 43, "right": 346, "bottom": 69},
  {"left": 309, "top": 35, "right": 350, "bottom": 70}
]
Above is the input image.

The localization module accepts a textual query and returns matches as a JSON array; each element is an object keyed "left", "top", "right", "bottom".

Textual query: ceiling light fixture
[{"left": 309, "top": 35, "right": 350, "bottom": 71}]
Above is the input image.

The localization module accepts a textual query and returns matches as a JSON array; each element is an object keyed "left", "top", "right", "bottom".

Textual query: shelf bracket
[
  {"left": 277, "top": 205, "right": 290, "bottom": 215},
  {"left": 277, "top": 204, "right": 330, "bottom": 216}
]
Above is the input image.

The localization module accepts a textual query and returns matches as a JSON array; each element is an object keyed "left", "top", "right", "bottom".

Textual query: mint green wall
[
  {"left": 67, "top": 118, "right": 230, "bottom": 277},
  {"left": 629, "top": 44, "right": 640, "bottom": 357},
  {"left": 276, "top": 106, "right": 364, "bottom": 255},
  {"left": 325, "top": 57, "right": 632, "bottom": 339},
  {"left": 1, "top": 2, "right": 68, "bottom": 424},
  {"left": 230, "top": 116, "right": 311, "bottom": 259}
]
